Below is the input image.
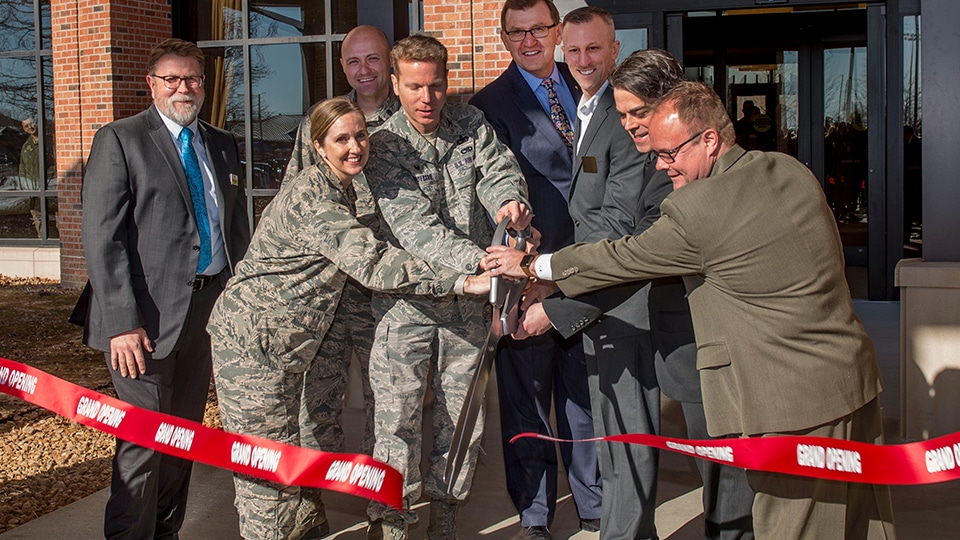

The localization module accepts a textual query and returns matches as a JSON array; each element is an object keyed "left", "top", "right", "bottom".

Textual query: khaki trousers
[{"left": 746, "top": 398, "right": 896, "bottom": 540}]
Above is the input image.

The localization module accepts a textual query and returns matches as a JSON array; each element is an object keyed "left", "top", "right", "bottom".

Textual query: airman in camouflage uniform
[
  {"left": 285, "top": 89, "right": 400, "bottom": 179},
  {"left": 208, "top": 99, "right": 481, "bottom": 540},
  {"left": 363, "top": 35, "right": 532, "bottom": 539},
  {"left": 284, "top": 27, "right": 402, "bottom": 472}
]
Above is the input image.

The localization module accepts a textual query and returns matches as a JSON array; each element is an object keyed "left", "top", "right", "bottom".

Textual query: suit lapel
[
  {"left": 507, "top": 63, "right": 572, "bottom": 173},
  {"left": 198, "top": 122, "right": 231, "bottom": 236},
  {"left": 570, "top": 86, "right": 613, "bottom": 199},
  {"left": 146, "top": 107, "right": 193, "bottom": 213},
  {"left": 576, "top": 87, "right": 611, "bottom": 159}
]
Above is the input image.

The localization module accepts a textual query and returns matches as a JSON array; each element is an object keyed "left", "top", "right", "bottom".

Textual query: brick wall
[
  {"left": 52, "top": 0, "right": 171, "bottom": 288},
  {"left": 423, "top": 0, "right": 511, "bottom": 101},
  {"left": 51, "top": 0, "right": 504, "bottom": 287}
]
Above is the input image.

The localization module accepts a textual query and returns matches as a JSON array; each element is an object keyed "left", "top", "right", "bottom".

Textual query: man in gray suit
[
  {"left": 81, "top": 38, "right": 250, "bottom": 539},
  {"left": 551, "top": 7, "right": 656, "bottom": 538},
  {"left": 489, "top": 81, "right": 896, "bottom": 539}
]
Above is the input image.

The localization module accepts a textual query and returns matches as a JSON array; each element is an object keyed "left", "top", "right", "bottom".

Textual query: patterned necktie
[
  {"left": 179, "top": 127, "right": 212, "bottom": 273},
  {"left": 541, "top": 77, "right": 574, "bottom": 155}
]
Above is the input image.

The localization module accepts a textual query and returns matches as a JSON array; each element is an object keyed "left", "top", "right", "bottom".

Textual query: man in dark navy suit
[{"left": 469, "top": 0, "right": 601, "bottom": 538}]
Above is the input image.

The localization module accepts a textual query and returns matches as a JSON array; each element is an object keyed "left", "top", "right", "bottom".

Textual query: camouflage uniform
[
  {"left": 285, "top": 90, "right": 402, "bottom": 458},
  {"left": 207, "top": 162, "right": 461, "bottom": 540},
  {"left": 363, "top": 102, "right": 530, "bottom": 524}
]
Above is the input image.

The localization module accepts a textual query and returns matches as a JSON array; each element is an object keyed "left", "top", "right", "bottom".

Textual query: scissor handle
[{"left": 489, "top": 218, "right": 530, "bottom": 306}]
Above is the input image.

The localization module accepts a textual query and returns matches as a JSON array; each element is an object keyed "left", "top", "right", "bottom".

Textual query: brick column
[
  {"left": 423, "top": 0, "right": 511, "bottom": 101},
  {"left": 52, "top": 0, "right": 171, "bottom": 288}
]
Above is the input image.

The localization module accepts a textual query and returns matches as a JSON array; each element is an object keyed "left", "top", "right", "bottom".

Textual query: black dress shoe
[
  {"left": 520, "top": 525, "right": 552, "bottom": 539},
  {"left": 579, "top": 518, "right": 601, "bottom": 532}
]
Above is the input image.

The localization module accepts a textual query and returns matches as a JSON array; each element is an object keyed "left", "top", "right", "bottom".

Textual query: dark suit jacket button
[
  {"left": 187, "top": 280, "right": 194, "bottom": 286},
  {"left": 574, "top": 220, "right": 580, "bottom": 227},
  {"left": 193, "top": 245, "right": 200, "bottom": 251}
]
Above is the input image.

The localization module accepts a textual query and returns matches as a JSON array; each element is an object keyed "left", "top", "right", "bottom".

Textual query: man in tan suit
[{"left": 488, "top": 81, "right": 896, "bottom": 539}]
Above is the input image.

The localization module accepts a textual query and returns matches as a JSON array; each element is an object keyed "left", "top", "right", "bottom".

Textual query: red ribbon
[
  {"left": 0, "top": 357, "right": 403, "bottom": 510},
  {"left": 512, "top": 429, "right": 960, "bottom": 485}
]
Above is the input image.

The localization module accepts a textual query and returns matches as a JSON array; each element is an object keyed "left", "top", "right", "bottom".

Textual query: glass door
[
  {"left": 682, "top": 7, "right": 873, "bottom": 297},
  {"left": 823, "top": 45, "right": 869, "bottom": 276}
]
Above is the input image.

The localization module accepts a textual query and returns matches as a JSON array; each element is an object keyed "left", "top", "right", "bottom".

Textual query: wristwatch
[{"left": 519, "top": 254, "right": 538, "bottom": 279}]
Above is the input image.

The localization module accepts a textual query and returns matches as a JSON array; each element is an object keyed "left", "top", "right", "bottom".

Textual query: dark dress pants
[
  {"left": 680, "top": 400, "right": 755, "bottom": 539},
  {"left": 104, "top": 275, "right": 224, "bottom": 540},
  {"left": 495, "top": 330, "right": 602, "bottom": 528}
]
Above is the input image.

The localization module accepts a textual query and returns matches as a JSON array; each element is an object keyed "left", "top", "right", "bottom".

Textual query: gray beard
[{"left": 161, "top": 97, "right": 202, "bottom": 126}]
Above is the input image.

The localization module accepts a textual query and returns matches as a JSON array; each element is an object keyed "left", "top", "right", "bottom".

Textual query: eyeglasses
[
  {"left": 655, "top": 130, "right": 704, "bottom": 164},
  {"left": 150, "top": 74, "right": 205, "bottom": 90},
  {"left": 504, "top": 23, "right": 558, "bottom": 42}
]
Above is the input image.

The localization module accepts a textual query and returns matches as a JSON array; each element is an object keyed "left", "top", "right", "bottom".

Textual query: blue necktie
[{"left": 179, "top": 128, "right": 212, "bottom": 273}]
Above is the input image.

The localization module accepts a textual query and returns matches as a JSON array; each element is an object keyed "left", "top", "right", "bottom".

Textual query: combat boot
[
  {"left": 367, "top": 513, "right": 407, "bottom": 540},
  {"left": 426, "top": 499, "right": 459, "bottom": 540},
  {"left": 290, "top": 489, "right": 330, "bottom": 540}
]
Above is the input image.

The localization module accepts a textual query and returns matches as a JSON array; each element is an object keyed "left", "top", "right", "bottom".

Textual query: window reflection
[
  {"left": 190, "top": 0, "right": 372, "bottom": 235},
  {"left": 0, "top": 1, "right": 36, "bottom": 51},
  {"left": 331, "top": 41, "right": 353, "bottom": 97},
  {"left": 0, "top": 55, "right": 49, "bottom": 239},
  {"left": 40, "top": 0, "right": 52, "bottom": 50},
  {"left": 727, "top": 51, "right": 798, "bottom": 157},
  {"left": 0, "top": 57, "right": 37, "bottom": 131},
  {"left": 0, "top": 197, "right": 42, "bottom": 238},
  {"left": 614, "top": 29, "right": 647, "bottom": 65},
  {"left": 249, "top": 43, "right": 326, "bottom": 190},
  {"left": 903, "top": 15, "right": 922, "bottom": 252},
  {"left": 249, "top": 3, "right": 325, "bottom": 39},
  {"left": 203, "top": 46, "right": 245, "bottom": 130},
  {"left": 192, "top": 0, "right": 243, "bottom": 42},
  {"left": 824, "top": 47, "right": 868, "bottom": 226},
  {"left": 253, "top": 195, "right": 274, "bottom": 228},
  {"left": 331, "top": 0, "right": 358, "bottom": 34},
  {"left": 45, "top": 197, "right": 58, "bottom": 239},
  {"left": 42, "top": 57, "right": 55, "bottom": 187}
]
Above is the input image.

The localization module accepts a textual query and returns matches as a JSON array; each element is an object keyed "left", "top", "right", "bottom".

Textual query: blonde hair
[{"left": 390, "top": 34, "right": 447, "bottom": 75}]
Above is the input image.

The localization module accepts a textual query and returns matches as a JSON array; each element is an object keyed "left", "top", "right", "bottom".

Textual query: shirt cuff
[
  {"left": 535, "top": 254, "right": 553, "bottom": 281},
  {"left": 454, "top": 274, "right": 468, "bottom": 296}
]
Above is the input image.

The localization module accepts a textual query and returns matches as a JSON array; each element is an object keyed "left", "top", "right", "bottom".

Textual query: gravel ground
[{"left": 0, "top": 276, "right": 221, "bottom": 534}]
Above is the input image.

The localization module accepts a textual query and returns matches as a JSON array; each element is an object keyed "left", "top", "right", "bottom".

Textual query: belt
[{"left": 193, "top": 270, "right": 223, "bottom": 292}]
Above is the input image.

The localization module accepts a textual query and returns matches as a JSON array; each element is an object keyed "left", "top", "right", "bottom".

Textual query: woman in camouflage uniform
[{"left": 207, "top": 97, "right": 489, "bottom": 540}]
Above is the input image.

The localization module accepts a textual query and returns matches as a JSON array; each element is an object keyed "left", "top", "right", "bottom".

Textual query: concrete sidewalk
[{"left": 4, "top": 300, "right": 958, "bottom": 539}]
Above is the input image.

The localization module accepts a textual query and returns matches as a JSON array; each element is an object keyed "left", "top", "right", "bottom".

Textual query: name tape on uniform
[
  {"left": 0, "top": 357, "right": 402, "bottom": 510},
  {"left": 512, "top": 428, "right": 960, "bottom": 485}
]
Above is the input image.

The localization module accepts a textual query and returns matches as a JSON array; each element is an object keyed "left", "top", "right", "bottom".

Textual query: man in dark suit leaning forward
[
  {"left": 469, "top": 0, "right": 601, "bottom": 537},
  {"left": 488, "top": 81, "right": 896, "bottom": 540},
  {"left": 81, "top": 38, "right": 250, "bottom": 539}
]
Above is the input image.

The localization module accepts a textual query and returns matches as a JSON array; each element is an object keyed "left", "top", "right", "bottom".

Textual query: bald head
[{"left": 340, "top": 25, "right": 392, "bottom": 106}]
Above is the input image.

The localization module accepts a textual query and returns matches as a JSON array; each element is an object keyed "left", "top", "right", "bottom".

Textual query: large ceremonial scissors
[{"left": 443, "top": 217, "right": 529, "bottom": 494}]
